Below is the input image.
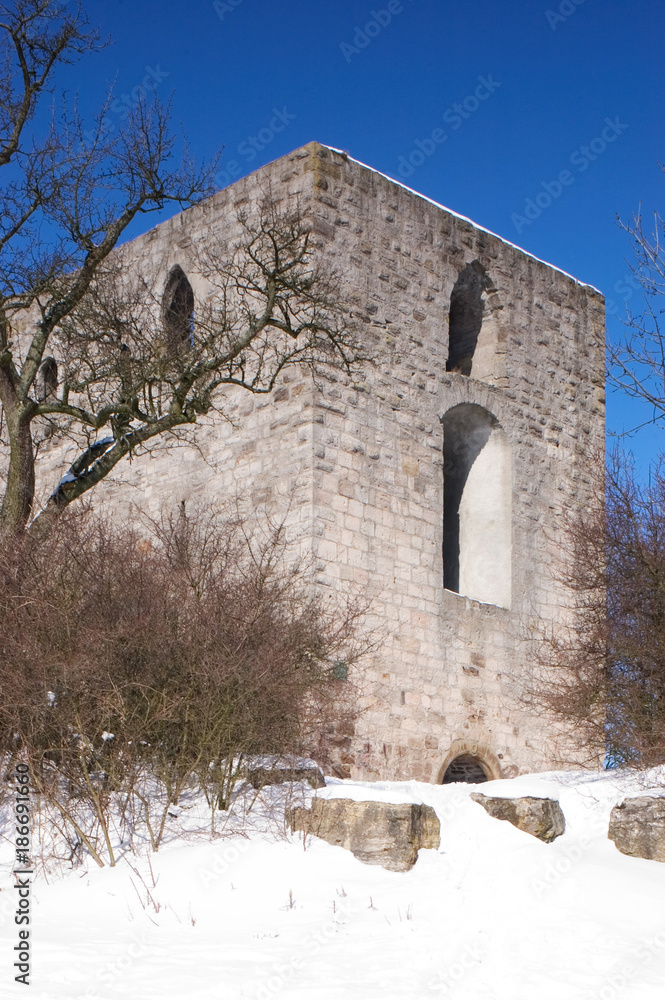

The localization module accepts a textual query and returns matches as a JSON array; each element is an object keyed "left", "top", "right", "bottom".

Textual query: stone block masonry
[{"left": 15, "top": 142, "right": 605, "bottom": 785}]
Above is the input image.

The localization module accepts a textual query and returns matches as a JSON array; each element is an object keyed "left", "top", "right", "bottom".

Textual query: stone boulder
[
  {"left": 288, "top": 797, "right": 440, "bottom": 872},
  {"left": 608, "top": 797, "right": 665, "bottom": 862},
  {"left": 247, "top": 762, "right": 325, "bottom": 790},
  {"left": 470, "top": 793, "right": 565, "bottom": 842}
]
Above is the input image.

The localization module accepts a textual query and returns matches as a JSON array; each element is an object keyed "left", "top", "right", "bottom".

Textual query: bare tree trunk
[
  {"left": 0, "top": 403, "right": 36, "bottom": 536},
  {"left": 0, "top": 2, "right": 222, "bottom": 535}
]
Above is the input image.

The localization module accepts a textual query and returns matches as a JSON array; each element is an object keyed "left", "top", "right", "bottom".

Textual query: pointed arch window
[
  {"left": 162, "top": 265, "right": 194, "bottom": 352},
  {"left": 36, "top": 357, "right": 58, "bottom": 401},
  {"left": 446, "top": 261, "right": 505, "bottom": 383}
]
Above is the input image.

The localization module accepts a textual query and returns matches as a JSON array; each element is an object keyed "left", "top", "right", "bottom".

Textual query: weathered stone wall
[
  {"left": 11, "top": 142, "right": 605, "bottom": 783},
  {"left": 26, "top": 150, "right": 321, "bottom": 552},
  {"left": 297, "top": 144, "right": 604, "bottom": 781}
]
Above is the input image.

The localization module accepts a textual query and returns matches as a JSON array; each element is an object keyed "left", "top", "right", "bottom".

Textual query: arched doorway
[
  {"left": 438, "top": 739, "right": 503, "bottom": 784},
  {"left": 441, "top": 754, "right": 490, "bottom": 784}
]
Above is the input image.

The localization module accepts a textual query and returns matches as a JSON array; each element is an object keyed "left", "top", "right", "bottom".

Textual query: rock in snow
[
  {"left": 470, "top": 793, "right": 566, "bottom": 842},
  {"left": 608, "top": 796, "right": 665, "bottom": 862},
  {"left": 288, "top": 797, "right": 441, "bottom": 871},
  {"left": 246, "top": 760, "right": 325, "bottom": 790}
]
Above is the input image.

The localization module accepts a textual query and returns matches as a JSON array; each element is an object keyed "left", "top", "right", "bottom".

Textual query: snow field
[{"left": 1, "top": 769, "right": 665, "bottom": 999}]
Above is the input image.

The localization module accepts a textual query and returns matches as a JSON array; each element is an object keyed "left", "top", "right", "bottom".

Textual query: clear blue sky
[{"left": 70, "top": 0, "right": 664, "bottom": 465}]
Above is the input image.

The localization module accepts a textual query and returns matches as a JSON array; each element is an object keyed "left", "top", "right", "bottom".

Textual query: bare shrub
[
  {"left": 0, "top": 503, "right": 369, "bottom": 863},
  {"left": 535, "top": 451, "right": 665, "bottom": 770}
]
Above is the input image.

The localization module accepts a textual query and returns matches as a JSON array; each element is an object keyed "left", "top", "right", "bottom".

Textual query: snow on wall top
[{"left": 323, "top": 144, "right": 603, "bottom": 297}]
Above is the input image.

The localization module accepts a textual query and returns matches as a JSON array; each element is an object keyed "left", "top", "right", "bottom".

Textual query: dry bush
[
  {"left": 0, "top": 504, "right": 369, "bottom": 864},
  {"left": 535, "top": 451, "right": 665, "bottom": 769}
]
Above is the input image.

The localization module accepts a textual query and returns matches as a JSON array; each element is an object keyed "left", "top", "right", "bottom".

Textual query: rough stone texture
[
  {"left": 470, "top": 793, "right": 565, "bottom": 842},
  {"left": 608, "top": 797, "right": 665, "bottom": 862},
  {"left": 9, "top": 142, "right": 606, "bottom": 784},
  {"left": 288, "top": 797, "right": 440, "bottom": 871},
  {"left": 247, "top": 765, "right": 325, "bottom": 790}
]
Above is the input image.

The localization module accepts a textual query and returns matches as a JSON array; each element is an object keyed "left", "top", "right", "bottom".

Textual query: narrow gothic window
[
  {"left": 443, "top": 403, "right": 511, "bottom": 608},
  {"left": 446, "top": 262, "right": 486, "bottom": 376},
  {"left": 162, "top": 265, "right": 194, "bottom": 352},
  {"left": 36, "top": 357, "right": 58, "bottom": 401},
  {"left": 446, "top": 261, "right": 506, "bottom": 383}
]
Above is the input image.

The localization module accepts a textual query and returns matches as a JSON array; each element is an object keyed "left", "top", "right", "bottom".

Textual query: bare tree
[
  {"left": 536, "top": 176, "right": 665, "bottom": 768},
  {"left": 0, "top": 503, "right": 369, "bottom": 864},
  {"left": 608, "top": 176, "right": 665, "bottom": 429},
  {"left": 0, "top": 2, "right": 365, "bottom": 537},
  {"left": 535, "top": 451, "right": 665, "bottom": 770},
  {"left": 41, "top": 206, "right": 363, "bottom": 516}
]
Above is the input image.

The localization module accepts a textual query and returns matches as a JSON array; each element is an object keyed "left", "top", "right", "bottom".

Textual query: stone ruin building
[{"left": 27, "top": 142, "right": 606, "bottom": 784}]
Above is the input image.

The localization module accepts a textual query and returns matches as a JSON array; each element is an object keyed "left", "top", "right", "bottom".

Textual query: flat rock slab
[
  {"left": 609, "top": 796, "right": 665, "bottom": 862},
  {"left": 288, "top": 797, "right": 441, "bottom": 872},
  {"left": 470, "top": 793, "right": 565, "bottom": 842},
  {"left": 247, "top": 765, "right": 325, "bottom": 790}
]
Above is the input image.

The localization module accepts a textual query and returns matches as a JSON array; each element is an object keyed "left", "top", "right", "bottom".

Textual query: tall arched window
[
  {"left": 36, "top": 357, "right": 58, "bottom": 401},
  {"left": 446, "top": 261, "right": 505, "bottom": 383},
  {"left": 443, "top": 403, "right": 511, "bottom": 608},
  {"left": 162, "top": 265, "right": 194, "bottom": 353}
]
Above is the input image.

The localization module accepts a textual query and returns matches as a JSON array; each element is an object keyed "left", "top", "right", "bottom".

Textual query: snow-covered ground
[{"left": 2, "top": 768, "right": 665, "bottom": 999}]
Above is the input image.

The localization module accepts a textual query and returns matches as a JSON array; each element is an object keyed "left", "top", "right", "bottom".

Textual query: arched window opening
[
  {"left": 443, "top": 403, "right": 511, "bottom": 608},
  {"left": 442, "top": 754, "right": 490, "bottom": 784},
  {"left": 446, "top": 261, "right": 505, "bottom": 383},
  {"left": 36, "top": 357, "right": 58, "bottom": 401},
  {"left": 447, "top": 262, "right": 485, "bottom": 376},
  {"left": 162, "top": 265, "right": 194, "bottom": 353}
]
